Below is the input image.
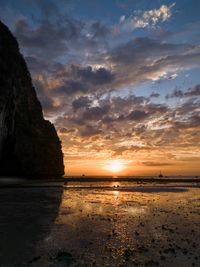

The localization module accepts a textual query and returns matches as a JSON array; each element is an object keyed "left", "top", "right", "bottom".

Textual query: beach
[{"left": 0, "top": 181, "right": 200, "bottom": 266}]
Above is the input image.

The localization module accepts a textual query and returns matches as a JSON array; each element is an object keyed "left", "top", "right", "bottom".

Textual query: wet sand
[{"left": 0, "top": 182, "right": 200, "bottom": 266}]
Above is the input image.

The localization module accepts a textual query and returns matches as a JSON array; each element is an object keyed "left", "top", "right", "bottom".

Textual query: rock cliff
[{"left": 0, "top": 21, "right": 64, "bottom": 177}]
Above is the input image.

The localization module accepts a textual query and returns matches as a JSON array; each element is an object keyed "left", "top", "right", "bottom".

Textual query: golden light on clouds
[{"left": 6, "top": 0, "right": 199, "bottom": 177}]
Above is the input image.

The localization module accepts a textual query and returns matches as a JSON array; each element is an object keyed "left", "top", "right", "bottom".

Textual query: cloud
[
  {"left": 166, "top": 84, "right": 200, "bottom": 99},
  {"left": 150, "top": 92, "right": 160, "bottom": 98},
  {"left": 14, "top": 17, "right": 87, "bottom": 61},
  {"left": 141, "top": 161, "right": 174, "bottom": 166},
  {"left": 9, "top": 6, "right": 200, "bottom": 117},
  {"left": 79, "top": 124, "right": 102, "bottom": 137},
  {"left": 119, "top": 15, "right": 125, "bottom": 23},
  {"left": 72, "top": 96, "right": 92, "bottom": 111},
  {"left": 55, "top": 95, "right": 169, "bottom": 137},
  {"left": 13, "top": 15, "right": 108, "bottom": 67},
  {"left": 55, "top": 79, "right": 89, "bottom": 96},
  {"left": 10, "top": 14, "right": 199, "bottom": 160},
  {"left": 54, "top": 91, "right": 200, "bottom": 164},
  {"left": 81, "top": 106, "right": 110, "bottom": 121},
  {"left": 26, "top": 35, "right": 200, "bottom": 107},
  {"left": 90, "top": 22, "right": 111, "bottom": 39},
  {"left": 51, "top": 65, "right": 115, "bottom": 98},
  {"left": 127, "top": 110, "right": 149, "bottom": 121},
  {"left": 109, "top": 37, "right": 200, "bottom": 87},
  {"left": 120, "top": 3, "right": 175, "bottom": 31},
  {"left": 185, "top": 84, "right": 200, "bottom": 97},
  {"left": 77, "top": 66, "right": 115, "bottom": 85},
  {"left": 110, "top": 37, "right": 195, "bottom": 66}
]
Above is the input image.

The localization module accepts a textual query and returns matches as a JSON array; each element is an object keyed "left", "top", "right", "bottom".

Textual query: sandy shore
[{"left": 0, "top": 182, "right": 200, "bottom": 266}]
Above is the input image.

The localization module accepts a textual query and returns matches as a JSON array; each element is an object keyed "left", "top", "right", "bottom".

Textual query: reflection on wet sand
[
  {"left": 52, "top": 183, "right": 200, "bottom": 267},
  {"left": 0, "top": 187, "right": 63, "bottom": 266},
  {"left": 1, "top": 183, "right": 200, "bottom": 266}
]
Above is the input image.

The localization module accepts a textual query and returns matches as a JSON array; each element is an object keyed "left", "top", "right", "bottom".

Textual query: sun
[{"left": 103, "top": 160, "right": 125, "bottom": 173}]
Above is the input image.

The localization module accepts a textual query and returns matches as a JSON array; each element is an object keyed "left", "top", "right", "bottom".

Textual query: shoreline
[
  {"left": 64, "top": 176, "right": 200, "bottom": 183},
  {"left": 0, "top": 176, "right": 200, "bottom": 188}
]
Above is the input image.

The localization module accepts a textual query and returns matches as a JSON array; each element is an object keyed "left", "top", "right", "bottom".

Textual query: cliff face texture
[{"left": 0, "top": 21, "right": 64, "bottom": 177}]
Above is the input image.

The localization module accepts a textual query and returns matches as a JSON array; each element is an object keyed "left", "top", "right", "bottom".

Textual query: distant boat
[
  {"left": 158, "top": 171, "right": 163, "bottom": 178},
  {"left": 82, "top": 174, "right": 85, "bottom": 177}
]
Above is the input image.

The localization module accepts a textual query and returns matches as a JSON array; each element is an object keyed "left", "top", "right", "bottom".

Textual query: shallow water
[{"left": 0, "top": 182, "right": 200, "bottom": 266}]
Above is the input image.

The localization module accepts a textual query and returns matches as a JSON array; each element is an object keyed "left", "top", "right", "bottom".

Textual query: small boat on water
[{"left": 158, "top": 171, "right": 163, "bottom": 178}]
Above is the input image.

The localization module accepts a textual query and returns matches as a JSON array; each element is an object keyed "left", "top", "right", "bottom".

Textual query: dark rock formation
[{"left": 0, "top": 21, "right": 64, "bottom": 177}]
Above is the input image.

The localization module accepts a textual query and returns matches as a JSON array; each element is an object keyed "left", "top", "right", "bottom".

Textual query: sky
[{"left": 0, "top": 0, "right": 200, "bottom": 176}]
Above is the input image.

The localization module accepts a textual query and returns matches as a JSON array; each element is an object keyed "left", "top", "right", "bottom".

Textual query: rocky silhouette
[{"left": 0, "top": 21, "right": 64, "bottom": 177}]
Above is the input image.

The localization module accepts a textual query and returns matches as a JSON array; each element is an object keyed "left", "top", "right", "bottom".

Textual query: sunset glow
[
  {"left": 2, "top": 0, "right": 199, "bottom": 176},
  {"left": 103, "top": 160, "right": 126, "bottom": 173}
]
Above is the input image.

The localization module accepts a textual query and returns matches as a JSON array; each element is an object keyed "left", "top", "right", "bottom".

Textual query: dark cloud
[
  {"left": 79, "top": 124, "right": 102, "bottom": 137},
  {"left": 108, "top": 37, "right": 200, "bottom": 88},
  {"left": 127, "top": 110, "right": 148, "bottom": 121},
  {"left": 59, "top": 127, "right": 69, "bottom": 134},
  {"left": 82, "top": 105, "right": 110, "bottom": 121},
  {"left": 173, "top": 114, "right": 200, "bottom": 129},
  {"left": 77, "top": 66, "right": 115, "bottom": 85},
  {"left": 185, "top": 84, "right": 200, "bottom": 97},
  {"left": 48, "top": 65, "right": 115, "bottom": 99},
  {"left": 72, "top": 96, "right": 92, "bottom": 111},
  {"left": 56, "top": 95, "right": 169, "bottom": 137},
  {"left": 55, "top": 80, "right": 88, "bottom": 96},
  {"left": 13, "top": 11, "right": 109, "bottom": 70},
  {"left": 166, "top": 84, "right": 200, "bottom": 99},
  {"left": 58, "top": 127, "right": 76, "bottom": 134},
  {"left": 122, "top": 103, "right": 168, "bottom": 122},
  {"left": 14, "top": 19, "right": 70, "bottom": 59},
  {"left": 166, "top": 89, "right": 184, "bottom": 99},
  {"left": 90, "top": 22, "right": 111, "bottom": 39},
  {"left": 110, "top": 37, "right": 194, "bottom": 65},
  {"left": 150, "top": 92, "right": 160, "bottom": 98}
]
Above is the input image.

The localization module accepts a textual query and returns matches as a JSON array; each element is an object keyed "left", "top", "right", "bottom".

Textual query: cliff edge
[{"left": 0, "top": 21, "right": 64, "bottom": 177}]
